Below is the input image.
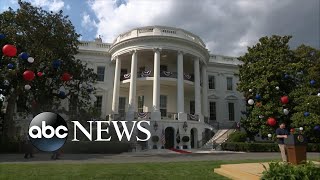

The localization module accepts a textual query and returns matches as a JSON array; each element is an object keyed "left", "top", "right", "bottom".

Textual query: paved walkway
[{"left": 0, "top": 151, "right": 319, "bottom": 164}]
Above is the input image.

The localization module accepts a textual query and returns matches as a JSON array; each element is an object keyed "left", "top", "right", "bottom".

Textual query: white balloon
[
  {"left": 59, "top": 86, "right": 66, "bottom": 93},
  {"left": 317, "top": 93, "right": 320, "bottom": 97},
  {"left": 299, "top": 127, "right": 303, "bottom": 131},
  {"left": 275, "top": 86, "right": 280, "bottom": 90},
  {"left": 90, "top": 94, "right": 97, "bottom": 102},
  {"left": 259, "top": 115, "right": 264, "bottom": 119},
  {"left": 249, "top": 89, "right": 253, "bottom": 92},
  {"left": 248, "top": 99, "right": 254, "bottom": 105},
  {"left": 24, "top": 84, "right": 31, "bottom": 90},
  {"left": 268, "top": 134, "right": 272, "bottom": 138},
  {"left": 283, "top": 108, "right": 289, "bottom": 115},
  {"left": 27, "top": 57, "right": 34, "bottom": 63}
]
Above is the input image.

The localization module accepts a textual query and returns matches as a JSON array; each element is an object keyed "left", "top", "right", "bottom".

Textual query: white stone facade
[{"left": 76, "top": 26, "right": 245, "bottom": 149}]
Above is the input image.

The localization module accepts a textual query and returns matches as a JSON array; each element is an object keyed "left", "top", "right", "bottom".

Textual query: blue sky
[{"left": 0, "top": 0, "right": 319, "bottom": 56}]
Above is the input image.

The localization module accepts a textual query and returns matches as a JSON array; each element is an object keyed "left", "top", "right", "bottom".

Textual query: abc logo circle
[{"left": 28, "top": 112, "right": 68, "bottom": 152}]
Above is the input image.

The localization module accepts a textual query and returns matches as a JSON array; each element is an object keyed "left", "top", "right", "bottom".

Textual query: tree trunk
[{"left": 2, "top": 93, "right": 17, "bottom": 142}]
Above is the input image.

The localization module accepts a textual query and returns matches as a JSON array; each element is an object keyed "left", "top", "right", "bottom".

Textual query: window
[
  {"left": 190, "top": 101, "right": 195, "bottom": 114},
  {"left": 121, "top": 69, "right": 128, "bottom": 76},
  {"left": 138, "top": 96, "right": 144, "bottom": 113},
  {"left": 227, "top": 77, "right": 233, "bottom": 90},
  {"left": 208, "top": 75, "right": 215, "bottom": 89},
  {"left": 118, "top": 97, "right": 126, "bottom": 115},
  {"left": 97, "top": 66, "right": 105, "bottom": 82},
  {"left": 139, "top": 66, "right": 145, "bottom": 73},
  {"left": 209, "top": 102, "right": 216, "bottom": 121},
  {"left": 160, "top": 65, "right": 167, "bottom": 72},
  {"left": 95, "top": 96, "right": 103, "bottom": 112},
  {"left": 160, "top": 95, "right": 167, "bottom": 117},
  {"left": 228, "top": 103, "right": 235, "bottom": 121}
]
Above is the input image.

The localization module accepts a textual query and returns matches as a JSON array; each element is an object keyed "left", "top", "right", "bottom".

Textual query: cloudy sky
[{"left": 1, "top": 0, "right": 319, "bottom": 56}]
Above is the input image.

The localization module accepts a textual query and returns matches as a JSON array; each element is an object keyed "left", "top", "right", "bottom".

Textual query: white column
[
  {"left": 194, "top": 58, "right": 201, "bottom": 115},
  {"left": 177, "top": 51, "right": 184, "bottom": 113},
  {"left": 112, "top": 56, "right": 121, "bottom": 113},
  {"left": 128, "top": 50, "right": 137, "bottom": 112},
  {"left": 153, "top": 48, "right": 160, "bottom": 112},
  {"left": 201, "top": 65, "right": 208, "bottom": 117}
]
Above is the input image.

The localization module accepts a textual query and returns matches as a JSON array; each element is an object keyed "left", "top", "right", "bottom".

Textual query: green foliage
[
  {"left": 238, "top": 35, "right": 320, "bottom": 142},
  {"left": 227, "top": 131, "right": 247, "bottom": 142},
  {"left": 221, "top": 142, "right": 320, "bottom": 152},
  {"left": 261, "top": 161, "right": 320, "bottom": 180},
  {"left": 0, "top": 1, "right": 97, "bottom": 139}
]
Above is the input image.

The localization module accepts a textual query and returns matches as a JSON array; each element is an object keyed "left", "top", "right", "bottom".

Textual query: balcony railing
[
  {"left": 187, "top": 114, "right": 199, "bottom": 121},
  {"left": 120, "top": 71, "right": 194, "bottom": 82},
  {"left": 161, "top": 112, "right": 178, "bottom": 120}
]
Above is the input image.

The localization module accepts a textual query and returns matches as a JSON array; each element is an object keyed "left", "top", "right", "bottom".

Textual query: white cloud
[
  {"left": 88, "top": 0, "right": 319, "bottom": 56},
  {"left": 66, "top": 4, "right": 71, "bottom": 10},
  {"left": 29, "top": 0, "right": 64, "bottom": 12},
  {"left": 81, "top": 12, "right": 97, "bottom": 32}
]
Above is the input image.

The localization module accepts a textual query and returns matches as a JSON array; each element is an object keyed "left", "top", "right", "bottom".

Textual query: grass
[{"left": 0, "top": 159, "right": 275, "bottom": 180}]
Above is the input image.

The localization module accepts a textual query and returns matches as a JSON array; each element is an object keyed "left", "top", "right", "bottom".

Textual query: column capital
[
  {"left": 130, "top": 49, "right": 137, "bottom": 54},
  {"left": 177, "top": 50, "right": 185, "bottom": 55},
  {"left": 153, "top": 47, "right": 162, "bottom": 52}
]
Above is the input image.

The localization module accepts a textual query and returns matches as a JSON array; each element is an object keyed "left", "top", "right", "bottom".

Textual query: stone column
[
  {"left": 112, "top": 56, "right": 121, "bottom": 114},
  {"left": 194, "top": 58, "right": 201, "bottom": 116},
  {"left": 151, "top": 48, "right": 161, "bottom": 120},
  {"left": 128, "top": 50, "right": 137, "bottom": 112},
  {"left": 201, "top": 65, "right": 208, "bottom": 117},
  {"left": 177, "top": 51, "right": 186, "bottom": 120},
  {"left": 153, "top": 48, "right": 160, "bottom": 112}
]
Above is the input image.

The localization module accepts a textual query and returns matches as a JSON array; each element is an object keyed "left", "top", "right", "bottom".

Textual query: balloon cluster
[{"left": 1, "top": 35, "right": 73, "bottom": 98}]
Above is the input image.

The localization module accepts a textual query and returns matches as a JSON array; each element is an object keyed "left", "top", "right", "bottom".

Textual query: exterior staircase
[{"left": 201, "top": 129, "right": 236, "bottom": 150}]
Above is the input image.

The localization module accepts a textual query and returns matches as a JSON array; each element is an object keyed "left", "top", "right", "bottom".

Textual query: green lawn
[{"left": 0, "top": 160, "right": 277, "bottom": 180}]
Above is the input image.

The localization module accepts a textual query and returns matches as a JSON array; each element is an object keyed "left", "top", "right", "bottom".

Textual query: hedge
[
  {"left": 221, "top": 142, "right": 320, "bottom": 152},
  {"left": 0, "top": 141, "right": 131, "bottom": 154}
]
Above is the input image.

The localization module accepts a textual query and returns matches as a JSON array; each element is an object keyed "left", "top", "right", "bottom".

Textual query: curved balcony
[
  {"left": 120, "top": 71, "right": 194, "bottom": 82},
  {"left": 111, "top": 26, "right": 206, "bottom": 48}
]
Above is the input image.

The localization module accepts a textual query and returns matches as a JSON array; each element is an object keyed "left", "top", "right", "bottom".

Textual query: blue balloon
[
  {"left": 0, "top": 34, "right": 5, "bottom": 39},
  {"left": 310, "top": 80, "right": 316, "bottom": 86},
  {"left": 304, "top": 112, "right": 310, "bottom": 117},
  {"left": 255, "top": 94, "right": 261, "bottom": 100},
  {"left": 52, "top": 60, "right": 62, "bottom": 69},
  {"left": 19, "top": 52, "right": 29, "bottom": 60},
  {"left": 314, "top": 125, "right": 320, "bottom": 131},
  {"left": 284, "top": 74, "right": 289, "bottom": 79},
  {"left": 7, "top": 63, "right": 14, "bottom": 69},
  {"left": 59, "top": 91, "right": 66, "bottom": 98}
]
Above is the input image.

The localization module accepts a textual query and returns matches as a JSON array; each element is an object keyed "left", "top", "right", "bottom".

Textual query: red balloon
[
  {"left": 61, "top": 72, "right": 72, "bottom": 81},
  {"left": 290, "top": 128, "right": 295, "bottom": 133},
  {"left": 2, "top": 44, "right": 17, "bottom": 57},
  {"left": 280, "top": 96, "right": 289, "bottom": 104},
  {"left": 37, "top": 72, "right": 43, "bottom": 77},
  {"left": 23, "top": 70, "right": 35, "bottom": 81},
  {"left": 267, "top": 117, "right": 277, "bottom": 126}
]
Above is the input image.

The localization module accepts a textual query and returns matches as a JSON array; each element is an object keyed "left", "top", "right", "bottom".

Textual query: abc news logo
[{"left": 28, "top": 112, "right": 151, "bottom": 152}]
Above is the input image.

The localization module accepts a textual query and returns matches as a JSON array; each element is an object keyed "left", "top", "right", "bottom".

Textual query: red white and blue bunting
[
  {"left": 137, "top": 112, "right": 148, "bottom": 118},
  {"left": 123, "top": 73, "right": 131, "bottom": 79},
  {"left": 163, "top": 71, "right": 172, "bottom": 77},
  {"left": 141, "top": 70, "right": 152, "bottom": 77},
  {"left": 189, "top": 114, "right": 197, "bottom": 120},
  {"left": 184, "top": 73, "right": 191, "bottom": 80}
]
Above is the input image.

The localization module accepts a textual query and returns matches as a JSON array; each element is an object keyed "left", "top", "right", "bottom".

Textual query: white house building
[{"left": 76, "top": 26, "right": 245, "bottom": 149}]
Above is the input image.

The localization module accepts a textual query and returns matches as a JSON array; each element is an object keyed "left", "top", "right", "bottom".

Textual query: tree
[
  {"left": 237, "top": 35, "right": 320, "bottom": 142},
  {"left": 290, "top": 45, "right": 320, "bottom": 143},
  {"left": 0, "top": 1, "right": 97, "bottom": 142}
]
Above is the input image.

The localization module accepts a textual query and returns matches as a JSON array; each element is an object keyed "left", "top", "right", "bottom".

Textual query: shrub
[
  {"left": 182, "top": 136, "right": 190, "bottom": 142},
  {"left": 221, "top": 142, "right": 320, "bottom": 152},
  {"left": 227, "top": 131, "right": 247, "bottom": 142},
  {"left": 151, "top": 136, "right": 159, "bottom": 142},
  {"left": 261, "top": 161, "right": 320, "bottom": 180}
]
